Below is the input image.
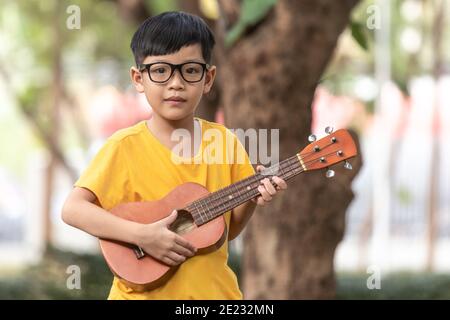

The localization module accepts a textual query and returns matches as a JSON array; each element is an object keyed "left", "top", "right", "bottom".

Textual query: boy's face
[{"left": 130, "top": 44, "right": 216, "bottom": 122}]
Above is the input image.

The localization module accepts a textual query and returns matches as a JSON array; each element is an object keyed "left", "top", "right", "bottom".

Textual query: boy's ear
[
  {"left": 130, "top": 66, "right": 145, "bottom": 93},
  {"left": 203, "top": 65, "right": 216, "bottom": 95}
]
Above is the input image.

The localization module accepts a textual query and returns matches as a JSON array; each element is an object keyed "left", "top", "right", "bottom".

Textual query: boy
[{"left": 62, "top": 11, "right": 287, "bottom": 300}]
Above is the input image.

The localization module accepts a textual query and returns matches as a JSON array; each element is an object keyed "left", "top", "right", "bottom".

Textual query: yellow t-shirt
[{"left": 74, "top": 117, "right": 255, "bottom": 300}]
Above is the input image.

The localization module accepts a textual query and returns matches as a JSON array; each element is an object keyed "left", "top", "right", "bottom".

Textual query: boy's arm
[
  {"left": 229, "top": 201, "right": 257, "bottom": 241},
  {"left": 62, "top": 187, "right": 142, "bottom": 245},
  {"left": 61, "top": 187, "right": 196, "bottom": 266},
  {"left": 228, "top": 165, "right": 288, "bottom": 241}
]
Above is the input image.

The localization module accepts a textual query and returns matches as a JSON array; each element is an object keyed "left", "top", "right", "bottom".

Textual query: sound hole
[{"left": 168, "top": 209, "right": 195, "bottom": 235}]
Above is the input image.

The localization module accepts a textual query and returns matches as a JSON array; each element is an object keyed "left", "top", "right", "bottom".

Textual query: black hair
[{"left": 130, "top": 11, "right": 216, "bottom": 66}]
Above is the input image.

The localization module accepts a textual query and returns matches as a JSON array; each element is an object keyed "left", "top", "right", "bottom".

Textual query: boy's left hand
[{"left": 251, "top": 165, "right": 287, "bottom": 206}]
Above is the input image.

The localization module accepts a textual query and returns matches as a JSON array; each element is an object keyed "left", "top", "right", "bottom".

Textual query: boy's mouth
[{"left": 165, "top": 96, "right": 187, "bottom": 102}]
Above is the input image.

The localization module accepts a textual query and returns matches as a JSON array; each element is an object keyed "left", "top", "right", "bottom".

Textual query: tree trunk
[
  {"left": 217, "top": 0, "right": 361, "bottom": 299},
  {"left": 426, "top": 0, "right": 445, "bottom": 271},
  {"left": 42, "top": 0, "right": 64, "bottom": 252},
  {"left": 181, "top": 0, "right": 221, "bottom": 121}
]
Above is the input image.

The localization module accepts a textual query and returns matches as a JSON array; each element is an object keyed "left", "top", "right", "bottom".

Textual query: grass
[
  {"left": 2, "top": 247, "right": 450, "bottom": 299},
  {"left": 336, "top": 272, "right": 450, "bottom": 299}
]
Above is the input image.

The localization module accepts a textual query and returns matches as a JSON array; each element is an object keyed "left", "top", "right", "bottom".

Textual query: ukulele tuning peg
[
  {"left": 308, "top": 134, "right": 317, "bottom": 142},
  {"left": 325, "top": 126, "right": 334, "bottom": 134},
  {"left": 344, "top": 161, "right": 353, "bottom": 170},
  {"left": 325, "top": 168, "right": 335, "bottom": 178}
]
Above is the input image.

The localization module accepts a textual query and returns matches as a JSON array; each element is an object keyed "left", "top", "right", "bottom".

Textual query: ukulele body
[{"left": 99, "top": 182, "right": 227, "bottom": 292}]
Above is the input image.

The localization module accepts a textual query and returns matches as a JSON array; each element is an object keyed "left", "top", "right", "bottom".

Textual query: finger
[
  {"left": 172, "top": 243, "right": 196, "bottom": 257},
  {"left": 167, "top": 251, "right": 186, "bottom": 264},
  {"left": 256, "top": 165, "right": 265, "bottom": 173},
  {"left": 258, "top": 185, "right": 272, "bottom": 202},
  {"left": 161, "top": 256, "right": 178, "bottom": 266},
  {"left": 159, "top": 210, "right": 178, "bottom": 226},
  {"left": 261, "top": 178, "right": 277, "bottom": 196},
  {"left": 256, "top": 197, "right": 266, "bottom": 206},
  {"left": 272, "top": 176, "right": 287, "bottom": 190},
  {"left": 252, "top": 196, "right": 262, "bottom": 206},
  {"left": 174, "top": 235, "right": 197, "bottom": 253}
]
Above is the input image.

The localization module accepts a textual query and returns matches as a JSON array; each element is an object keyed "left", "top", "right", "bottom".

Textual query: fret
[
  {"left": 190, "top": 153, "right": 308, "bottom": 226},
  {"left": 280, "top": 157, "right": 292, "bottom": 180},
  {"left": 231, "top": 183, "right": 240, "bottom": 204},
  {"left": 199, "top": 199, "right": 212, "bottom": 221},
  {"left": 232, "top": 179, "right": 254, "bottom": 210},
  {"left": 286, "top": 157, "right": 296, "bottom": 177},
  {"left": 226, "top": 184, "right": 236, "bottom": 211},
  {"left": 210, "top": 190, "right": 224, "bottom": 219},
  {"left": 193, "top": 201, "right": 204, "bottom": 224},
  {"left": 186, "top": 203, "right": 196, "bottom": 220},
  {"left": 283, "top": 156, "right": 296, "bottom": 177},
  {"left": 215, "top": 200, "right": 225, "bottom": 219},
  {"left": 208, "top": 187, "right": 229, "bottom": 221},
  {"left": 284, "top": 157, "right": 298, "bottom": 181},
  {"left": 212, "top": 188, "right": 227, "bottom": 217},
  {"left": 279, "top": 163, "right": 285, "bottom": 180},
  {"left": 201, "top": 191, "right": 215, "bottom": 221},
  {"left": 197, "top": 200, "right": 204, "bottom": 221}
]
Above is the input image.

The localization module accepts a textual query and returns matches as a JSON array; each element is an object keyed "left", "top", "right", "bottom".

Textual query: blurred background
[{"left": 0, "top": 0, "right": 449, "bottom": 299}]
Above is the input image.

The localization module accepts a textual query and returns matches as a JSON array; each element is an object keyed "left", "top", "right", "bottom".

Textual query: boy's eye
[
  {"left": 149, "top": 64, "right": 171, "bottom": 74},
  {"left": 186, "top": 68, "right": 198, "bottom": 74},
  {"left": 184, "top": 66, "right": 201, "bottom": 74},
  {"left": 151, "top": 67, "right": 168, "bottom": 74}
]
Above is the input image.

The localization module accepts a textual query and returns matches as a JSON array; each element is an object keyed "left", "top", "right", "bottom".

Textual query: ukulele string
[
  {"left": 225, "top": 147, "right": 345, "bottom": 211},
  {"left": 198, "top": 146, "right": 347, "bottom": 220},
  {"left": 189, "top": 142, "right": 342, "bottom": 222},
  {"left": 188, "top": 156, "right": 300, "bottom": 222},
  {"left": 190, "top": 155, "right": 304, "bottom": 222}
]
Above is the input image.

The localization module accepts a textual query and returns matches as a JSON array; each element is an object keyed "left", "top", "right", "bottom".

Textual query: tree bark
[
  {"left": 110, "top": 0, "right": 152, "bottom": 23},
  {"left": 426, "top": 0, "right": 445, "bottom": 271},
  {"left": 181, "top": 0, "right": 221, "bottom": 121},
  {"left": 217, "top": 0, "right": 361, "bottom": 299}
]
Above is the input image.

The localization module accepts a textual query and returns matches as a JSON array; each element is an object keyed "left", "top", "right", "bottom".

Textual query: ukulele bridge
[{"left": 133, "top": 246, "right": 145, "bottom": 259}]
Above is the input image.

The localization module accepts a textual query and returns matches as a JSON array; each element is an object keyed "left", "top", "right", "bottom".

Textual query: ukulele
[{"left": 99, "top": 127, "right": 357, "bottom": 292}]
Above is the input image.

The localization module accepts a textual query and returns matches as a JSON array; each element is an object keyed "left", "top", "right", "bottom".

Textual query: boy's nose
[{"left": 167, "top": 69, "right": 185, "bottom": 89}]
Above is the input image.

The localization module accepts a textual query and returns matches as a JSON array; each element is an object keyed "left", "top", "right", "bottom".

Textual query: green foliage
[
  {"left": 225, "top": 0, "right": 277, "bottom": 47},
  {"left": 350, "top": 20, "right": 369, "bottom": 51},
  {"left": 0, "top": 0, "right": 143, "bottom": 174},
  {"left": 0, "top": 246, "right": 242, "bottom": 299},
  {"left": 365, "top": 100, "right": 375, "bottom": 114},
  {"left": 4, "top": 250, "right": 450, "bottom": 299},
  {"left": 337, "top": 272, "right": 450, "bottom": 299},
  {"left": 17, "top": 86, "right": 42, "bottom": 117},
  {"left": 146, "top": 0, "right": 178, "bottom": 15},
  {"left": 396, "top": 186, "right": 412, "bottom": 205},
  {"left": 0, "top": 247, "right": 111, "bottom": 299},
  {"left": 228, "top": 248, "right": 241, "bottom": 285}
]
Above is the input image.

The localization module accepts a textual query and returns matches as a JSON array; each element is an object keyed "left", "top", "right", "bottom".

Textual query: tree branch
[{"left": 0, "top": 64, "right": 78, "bottom": 180}]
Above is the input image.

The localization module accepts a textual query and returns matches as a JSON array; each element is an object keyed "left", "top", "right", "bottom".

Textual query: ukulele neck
[
  {"left": 185, "top": 154, "right": 304, "bottom": 226},
  {"left": 185, "top": 129, "right": 357, "bottom": 226}
]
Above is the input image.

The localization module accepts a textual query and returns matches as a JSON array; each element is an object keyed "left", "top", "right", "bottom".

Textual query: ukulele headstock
[{"left": 298, "top": 127, "right": 357, "bottom": 177}]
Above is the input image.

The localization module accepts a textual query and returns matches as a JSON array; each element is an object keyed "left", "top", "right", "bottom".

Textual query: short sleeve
[
  {"left": 74, "top": 138, "right": 130, "bottom": 210},
  {"left": 230, "top": 133, "right": 255, "bottom": 183}
]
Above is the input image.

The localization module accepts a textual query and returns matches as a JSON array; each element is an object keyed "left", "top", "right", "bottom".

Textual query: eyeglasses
[{"left": 139, "top": 61, "right": 210, "bottom": 83}]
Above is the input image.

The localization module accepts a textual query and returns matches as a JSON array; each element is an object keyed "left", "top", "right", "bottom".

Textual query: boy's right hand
[{"left": 135, "top": 210, "right": 197, "bottom": 266}]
